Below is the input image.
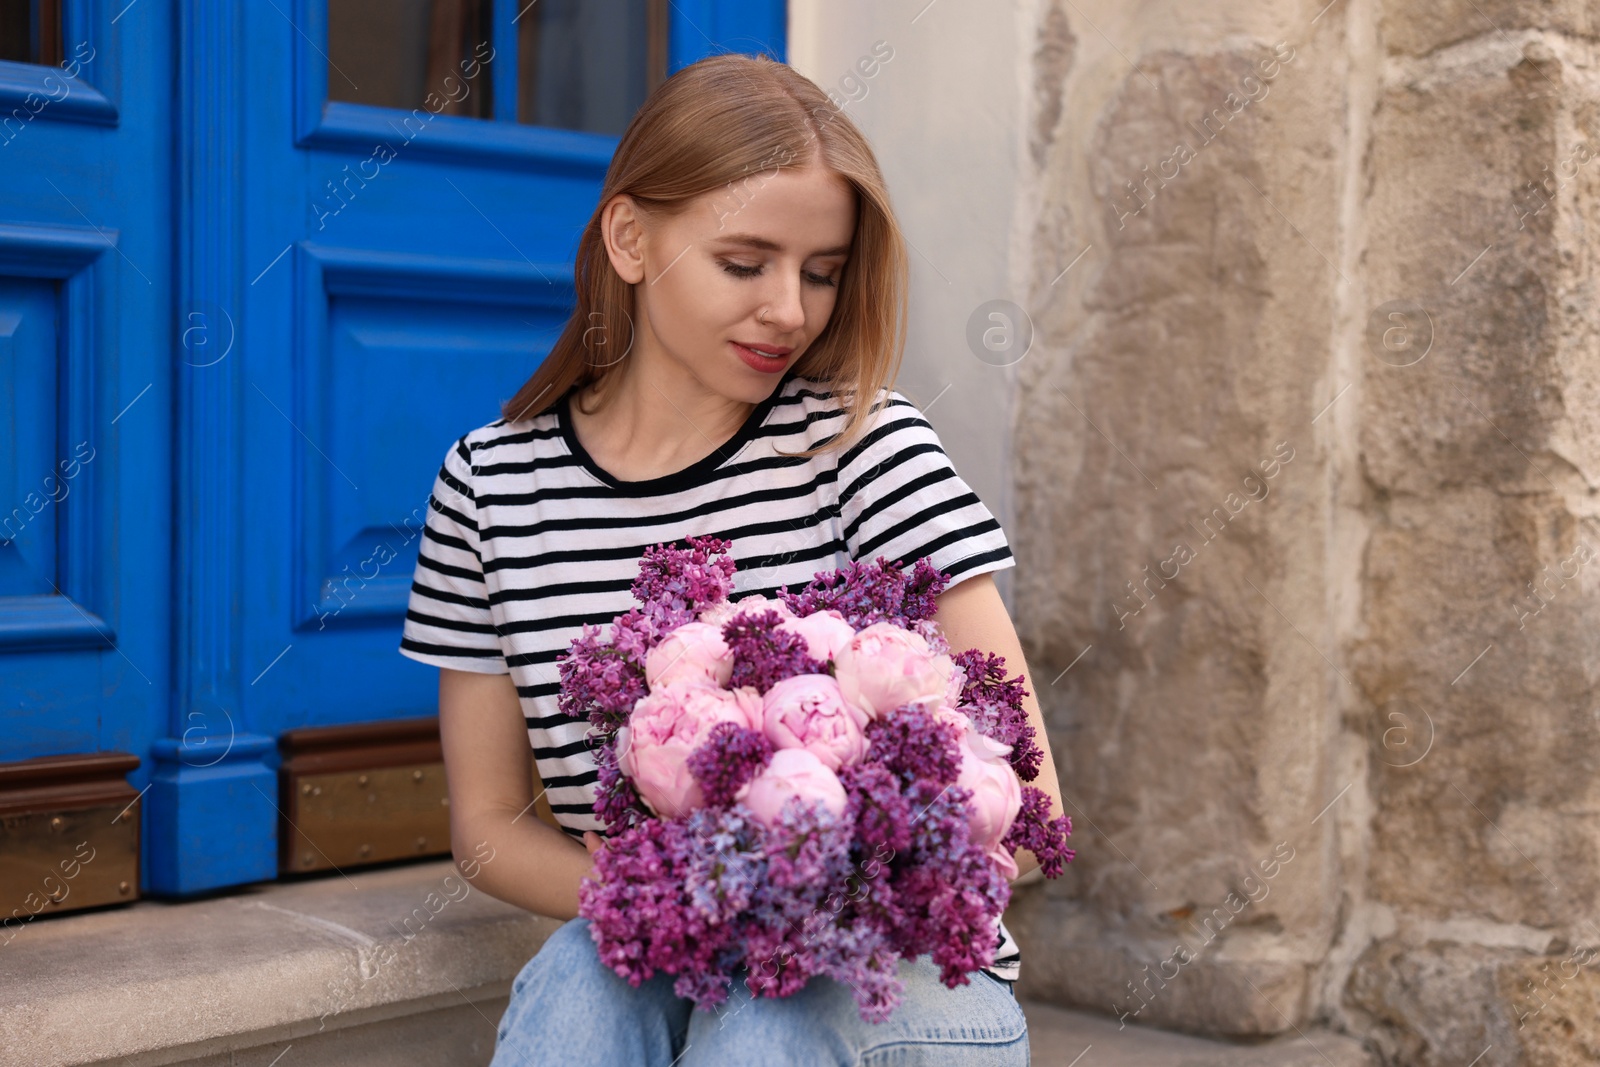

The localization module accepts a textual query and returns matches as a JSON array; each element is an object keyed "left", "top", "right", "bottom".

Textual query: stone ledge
[
  {"left": 0, "top": 857, "right": 1378, "bottom": 1067},
  {"left": 1021, "top": 999, "right": 1379, "bottom": 1067},
  {"left": 0, "top": 858, "right": 560, "bottom": 1067}
]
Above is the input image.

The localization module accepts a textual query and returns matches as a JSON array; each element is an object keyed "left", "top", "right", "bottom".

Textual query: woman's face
[{"left": 604, "top": 163, "right": 858, "bottom": 405}]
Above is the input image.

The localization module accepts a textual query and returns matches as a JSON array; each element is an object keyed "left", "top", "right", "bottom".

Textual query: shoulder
[
  {"left": 770, "top": 375, "right": 929, "bottom": 459},
  {"left": 838, "top": 386, "right": 945, "bottom": 472},
  {"left": 443, "top": 406, "right": 565, "bottom": 475}
]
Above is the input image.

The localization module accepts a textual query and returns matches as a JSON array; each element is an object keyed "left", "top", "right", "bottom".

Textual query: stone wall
[{"left": 1005, "top": 0, "right": 1600, "bottom": 1062}]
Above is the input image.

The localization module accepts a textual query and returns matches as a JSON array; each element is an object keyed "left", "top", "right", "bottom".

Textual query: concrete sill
[
  {"left": 1020, "top": 1000, "right": 1377, "bottom": 1067},
  {"left": 0, "top": 858, "right": 560, "bottom": 1067},
  {"left": 0, "top": 857, "right": 1376, "bottom": 1067}
]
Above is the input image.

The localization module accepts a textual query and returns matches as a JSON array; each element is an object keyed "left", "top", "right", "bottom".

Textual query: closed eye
[{"left": 719, "top": 260, "right": 838, "bottom": 288}]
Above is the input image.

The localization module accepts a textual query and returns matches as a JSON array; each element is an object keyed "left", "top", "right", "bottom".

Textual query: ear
[{"left": 601, "top": 194, "right": 649, "bottom": 285}]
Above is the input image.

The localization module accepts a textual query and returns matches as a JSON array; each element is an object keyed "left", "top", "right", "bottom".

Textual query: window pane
[
  {"left": 327, "top": 0, "right": 493, "bottom": 120},
  {"left": 0, "top": 0, "right": 62, "bottom": 66},
  {"left": 517, "top": 0, "right": 666, "bottom": 136}
]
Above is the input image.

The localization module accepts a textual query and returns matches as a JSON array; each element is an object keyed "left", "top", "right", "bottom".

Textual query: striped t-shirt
[{"left": 398, "top": 369, "right": 1023, "bottom": 981}]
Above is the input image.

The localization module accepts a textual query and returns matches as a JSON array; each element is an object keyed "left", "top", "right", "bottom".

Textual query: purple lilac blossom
[
  {"left": 592, "top": 741, "right": 652, "bottom": 833},
  {"left": 891, "top": 779, "right": 1011, "bottom": 984},
  {"left": 861, "top": 705, "right": 964, "bottom": 787},
  {"left": 719, "top": 608, "right": 827, "bottom": 691},
  {"left": 839, "top": 762, "right": 914, "bottom": 856},
  {"left": 950, "top": 648, "right": 1044, "bottom": 782},
  {"left": 776, "top": 555, "right": 950, "bottom": 631},
  {"left": 899, "top": 557, "right": 952, "bottom": 623},
  {"left": 555, "top": 619, "right": 650, "bottom": 734},
  {"left": 687, "top": 722, "right": 774, "bottom": 807},
  {"left": 1002, "top": 785, "right": 1077, "bottom": 878},
  {"left": 630, "top": 534, "right": 739, "bottom": 631}
]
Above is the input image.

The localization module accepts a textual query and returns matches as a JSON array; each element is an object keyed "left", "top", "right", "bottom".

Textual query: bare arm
[
  {"left": 932, "top": 571, "right": 1067, "bottom": 883},
  {"left": 439, "top": 667, "right": 604, "bottom": 918}
]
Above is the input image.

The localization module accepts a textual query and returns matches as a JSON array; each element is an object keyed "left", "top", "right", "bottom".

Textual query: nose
[{"left": 760, "top": 268, "right": 808, "bottom": 333}]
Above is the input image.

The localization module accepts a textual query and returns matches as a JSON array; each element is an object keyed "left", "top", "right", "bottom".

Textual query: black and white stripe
[{"left": 399, "top": 370, "right": 1022, "bottom": 981}]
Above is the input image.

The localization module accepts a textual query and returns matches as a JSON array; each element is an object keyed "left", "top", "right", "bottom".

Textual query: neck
[{"left": 573, "top": 360, "right": 762, "bottom": 481}]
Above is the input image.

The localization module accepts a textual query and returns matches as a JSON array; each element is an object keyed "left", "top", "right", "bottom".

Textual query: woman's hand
[
  {"left": 580, "top": 831, "right": 605, "bottom": 891},
  {"left": 582, "top": 831, "right": 604, "bottom": 895}
]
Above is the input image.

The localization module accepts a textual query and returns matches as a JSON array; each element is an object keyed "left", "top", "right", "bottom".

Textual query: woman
[{"left": 399, "top": 52, "right": 1064, "bottom": 1066}]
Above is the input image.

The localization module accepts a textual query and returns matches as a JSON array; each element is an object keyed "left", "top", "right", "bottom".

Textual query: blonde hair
[{"left": 500, "top": 52, "right": 909, "bottom": 459}]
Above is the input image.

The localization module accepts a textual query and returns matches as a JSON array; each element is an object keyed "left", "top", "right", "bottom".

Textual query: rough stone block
[
  {"left": 1498, "top": 949, "right": 1600, "bottom": 1065},
  {"left": 1355, "top": 27, "right": 1600, "bottom": 933},
  {"left": 1015, "top": 25, "right": 1343, "bottom": 1037},
  {"left": 1345, "top": 939, "right": 1600, "bottom": 1067},
  {"left": 1380, "top": 3, "right": 1600, "bottom": 58}
]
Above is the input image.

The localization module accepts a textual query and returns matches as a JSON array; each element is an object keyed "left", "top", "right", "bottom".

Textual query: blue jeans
[{"left": 489, "top": 916, "right": 1029, "bottom": 1066}]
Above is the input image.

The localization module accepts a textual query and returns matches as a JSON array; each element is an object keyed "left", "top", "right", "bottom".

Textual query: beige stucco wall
[
  {"left": 789, "top": 0, "right": 1029, "bottom": 610},
  {"left": 795, "top": 1, "right": 1600, "bottom": 1063}
]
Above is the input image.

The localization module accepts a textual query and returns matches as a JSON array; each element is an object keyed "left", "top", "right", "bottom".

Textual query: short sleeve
[
  {"left": 398, "top": 435, "right": 509, "bottom": 674},
  {"left": 837, "top": 389, "right": 1016, "bottom": 587}
]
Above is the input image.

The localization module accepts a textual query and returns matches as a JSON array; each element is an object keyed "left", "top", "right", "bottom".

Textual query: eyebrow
[{"left": 711, "top": 232, "right": 852, "bottom": 257}]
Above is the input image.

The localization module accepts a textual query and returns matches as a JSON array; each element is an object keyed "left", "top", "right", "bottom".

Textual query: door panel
[
  {"left": 0, "top": 4, "right": 171, "bottom": 777},
  {"left": 291, "top": 246, "right": 571, "bottom": 635},
  {"left": 0, "top": 280, "right": 61, "bottom": 598}
]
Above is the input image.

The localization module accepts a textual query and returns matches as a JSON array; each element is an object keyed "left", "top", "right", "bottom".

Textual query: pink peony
[
  {"left": 934, "top": 659, "right": 960, "bottom": 710},
  {"left": 737, "top": 747, "right": 848, "bottom": 826},
  {"left": 833, "top": 621, "right": 957, "bottom": 719},
  {"left": 761, "top": 674, "right": 869, "bottom": 770},
  {"left": 645, "top": 621, "right": 733, "bottom": 690},
  {"left": 617, "top": 682, "right": 763, "bottom": 818},
  {"left": 698, "top": 592, "right": 798, "bottom": 628},
  {"left": 776, "top": 609, "right": 857, "bottom": 664},
  {"left": 988, "top": 843, "right": 1020, "bottom": 881},
  {"left": 955, "top": 727, "right": 1023, "bottom": 856},
  {"left": 929, "top": 702, "right": 972, "bottom": 733}
]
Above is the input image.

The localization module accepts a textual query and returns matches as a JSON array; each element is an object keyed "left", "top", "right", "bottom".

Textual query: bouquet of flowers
[{"left": 561, "top": 535, "right": 1074, "bottom": 1022}]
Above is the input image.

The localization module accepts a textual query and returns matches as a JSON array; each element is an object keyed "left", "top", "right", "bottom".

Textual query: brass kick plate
[
  {"left": 285, "top": 764, "right": 451, "bottom": 873},
  {"left": 0, "top": 801, "right": 140, "bottom": 923}
]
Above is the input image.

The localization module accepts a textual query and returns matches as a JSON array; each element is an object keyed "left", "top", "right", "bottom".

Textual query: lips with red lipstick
[{"left": 731, "top": 340, "right": 793, "bottom": 372}]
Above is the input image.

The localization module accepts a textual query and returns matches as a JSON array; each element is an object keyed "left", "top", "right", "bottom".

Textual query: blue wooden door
[
  {"left": 0, "top": 4, "right": 173, "bottom": 842},
  {"left": 1, "top": 0, "right": 784, "bottom": 897},
  {"left": 145, "top": 0, "right": 786, "bottom": 893}
]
